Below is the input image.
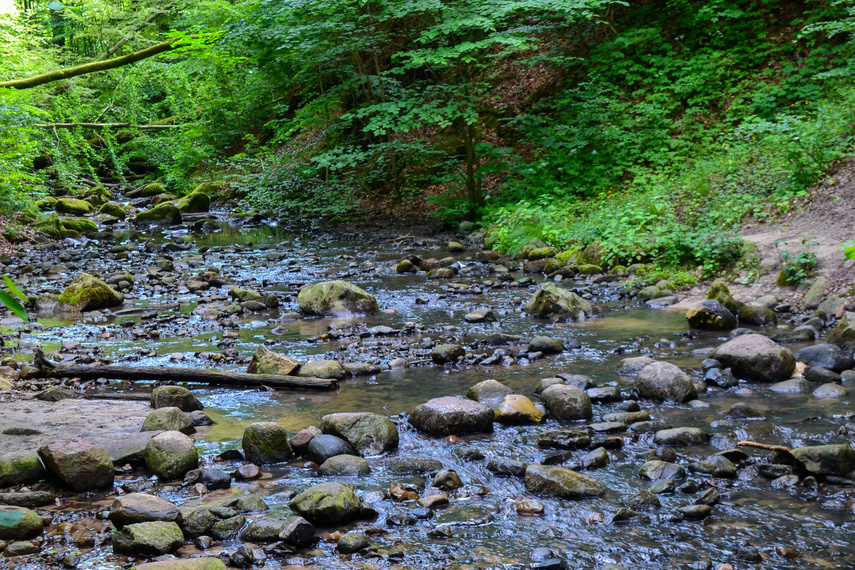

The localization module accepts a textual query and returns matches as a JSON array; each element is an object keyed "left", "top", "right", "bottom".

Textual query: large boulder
[
  {"left": 112, "top": 521, "right": 184, "bottom": 556},
  {"left": 242, "top": 422, "right": 292, "bottom": 465},
  {"left": 38, "top": 438, "right": 113, "bottom": 492},
  {"left": 540, "top": 385, "right": 592, "bottom": 421},
  {"left": 141, "top": 407, "right": 195, "bottom": 435},
  {"left": 524, "top": 465, "right": 604, "bottom": 499},
  {"left": 135, "top": 203, "right": 182, "bottom": 225},
  {"left": 151, "top": 386, "right": 203, "bottom": 412},
  {"left": 175, "top": 187, "right": 211, "bottom": 213},
  {"left": 246, "top": 346, "right": 300, "bottom": 375},
  {"left": 790, "top": 444, "right": 855, "bottom": 476},
  {"left": 828, "top": 312, "right": 855, "bottom": 351},
  {"left": 635, "top": 362, "right": 697, "bottom": 403},
  {"left": 686, "top": 300, "right": 736, "bottom": 330},
  {"left": 710, "top": 334, "right": 795, "bottom": 382},
  {"left": 109, "top": 493, "right": 182, "bottom": 529},
  {"left": 298, "top": 281, "right": 378, "bottom": 316},
  {"left": 525, "top": 283, "right": 593, "bottom": 320},
  {"left": 320, "top": 412, "right": 399, "bottom": 456},
  {"left": 408, "top": 396, "right": 494, "bottom": 436},
  {"left": 298, "top": 360, "right": 346, "bottom": 379},
  {"left": 0, "top": 452, "right": 46, "bottom": 488},
  {"left": 58, "top": 273, "right": 124, "bottom": 311},
  {"left": 466, "top": 379, "right": 513, "bottom": 408},
  {"left": 143, "top": 431, "right": 199, "bottom": 480},
  {"left": 55, "top": 197, "right": 94, "bottom": 215},
  {"left": 0, "top": 506, "right": 44, "bottom": 540},
  {"left": 289, "top": 482, "right": 362, "bottom": 526},
  {"left": 795, "top": 344, "right": 854, "bottom": 373}
]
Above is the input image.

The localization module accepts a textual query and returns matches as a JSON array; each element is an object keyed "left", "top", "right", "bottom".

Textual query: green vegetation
[
  {"left": 0, "top": 276, "right": 29, "bottom": 322},
  {"left": 2, "top": 0, "right": 855, "bottom": 278}
]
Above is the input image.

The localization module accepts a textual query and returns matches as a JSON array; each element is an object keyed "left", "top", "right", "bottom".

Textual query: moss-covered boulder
[
  {"left": 143, "top": 431, "right": 199, "bottom": 480},
  {"left": 298, "top": 360, "right": 346, "bottom": 379},
  {"left": 151, "top": 386, "right": 203, "bottom": 412},
  {"left": 55, "top": 197, "right": 94, "bottom": 215},
  {"left": 59, "top": 217, "right": 97, "bottom": 234},
  {"left": 320, "top": 412, "right": 399, "bottom": 456},
  {"left": 0, "top": 453, "right": 46, "bottom": 488},
  {"left": 135, "top": 203, "right": 182, "bottom": 225},
  {"left": 141, "top": 182, "right": 166, "bottom": 197},
  {"left": 246, "top": 345, "right": 300, "bottom": 375},
  {"left": 578, "top": 241, "right": 604, "bottom": 266},
  {"left": 58, "top": 273, "right": 124, "bottom": 311},
  {"left": 540, "top": 385, "right": 593, "bottom": 420},
  {"left": 706, "top": 281, "right": 744, "bottom": 314},
  {"left": 525, "top": 283, "right": 593, "bottom": 321},
  {"left": 141, "top": 407, "right": 195, "bottom": 435},
  {"left": 34, "top": 215, "right": 65, "bottom": 238},
  {"left": 242, "top": 422, "right": 292, "bottom": 465},
  {"left": 176, "top": 188, "right": 211, "bottom": 213},
  {"left": 150, "top": 193, "right": 176, "bottom": 206},
  {"left": 112, "top": 521, "right": 184, "bottom": 556},
  {"left": 0, "top": 506, "right": 44, "bottom": 540},
  {"left": 298, "top": 280, "right": 379, "bottom": 316},
  {"left": 528, "top": 247, "right": 557, "bottom": 261},
  {"left": 828, "top": 312, "right": 855, "bottom": 352},
  {"left": 38, "top": 438, "right": 114, "bottom": 492},
  {"left": 98, "top": 202, "right": 128, "bottom": 218},
  {"left": 737, "top": 304, "right": 777, "bottom": 326},
  {"left": 289, "top": 482, "right": 362, "bottom": 526},
  {"left": 686, "top": 300, "right": 736, "bottom": 330}
]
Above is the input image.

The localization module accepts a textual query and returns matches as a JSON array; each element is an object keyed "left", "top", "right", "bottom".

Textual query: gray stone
[
  {"left": 336, "top": 531, "right": 370, "bottom": 554},
  {"left": 540, "top": 385, "right": 592, "bottom": 421},
  {"left": 112, "top": 521, "right": 184, "bottom": 556},
  {"left": 308, "top": 434, "right": 355, "bottom": 464},
  {"left": 298, "top": 280, "right": 379, "bottom": 316},
  {"left": 524, "top": 465, "right": 604, "bottom": 499},
  {"left": 711, "top": 334, "right": 796, "bottom": 382},
  {"left": 38, "top": 438, "right": 113, "bottom": 492},
  {"left": 528, "top": 336, "right": 564, "bottom": 355},
  {"left": 635, "top": 362, "right": 697, "bottom": 403},
  {"left": 688, "top": 455, "right": 737, "bottom": 478},
  {"left": 242, "top": 422, "right": 292, "bottom": 465},
  {"left": 409, "top": 396, "right": 494, "bottom": 436},
  {"left": 0, "top": 506, "right": 44, "bottom": 540},
  {"left": 320, "top": 412, "right": 399, "bottom": 456},
  {"left": 151, "top": 386, "right": 203, "bottom": 412},
  {"left": 141, "top": 407, "right": 195, "bottom": 435},
  {"left": 790, "top": 444, "right": 855, "bottom": 476},
  {"left": 110, "top": 493, "right": 182, "bottom": 529},
  {"left": 638, "top": 461, "right": 686, "bottom": 481},
  {"left": 813, "top": 383, "right": 848, "bottom": 398},
  {"left": 317, "top": 455, "right": 370, "bottom": 477},
  {"left": 466, "top": 379, "right": 513, "bottom": 407},
  {"left": 686, "top": 299, "right": 736, "bottom": 330},
  {"left": 795, "top": 344, "right": 854, "bottom": 373},
  {"left": 653, "top": 427, "right": 709, "bottom": 446},
  {"left": 525, "top": 283, "right": 593, "bottom": 320},
  {"left": 289, "top": 482, "right": 362, "bottom": 526}
]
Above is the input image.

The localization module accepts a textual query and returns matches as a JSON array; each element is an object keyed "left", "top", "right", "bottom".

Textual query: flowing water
[{"left": 9, "top": 218, "right": 855, "bottom": 569}]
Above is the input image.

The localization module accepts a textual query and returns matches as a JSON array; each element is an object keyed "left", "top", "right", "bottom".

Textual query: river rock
[
  {"left": 57, "top": 273, "right": 124, "bottom": 311},
  {"left": 528, "top": 336, "right": 564, "bottom": 354},
  {"left": 686, "top": 299, "right": 736, "bottom": 330},
  {"left": 526, "top": 283, "right": 593, "bottom": 320},
  {"left": 135, "top": 559, "right": 226, "bottom": 570},
  {"left": 308, "top": 434, "right": 355, "bottom": 464},
  {"left": 35, "top": 386, "right": 75, "bottom": 402},
  {"left": 616, "top": 356, "right": 656, "bottom": 376},
  {"left": 0, "top": 452, "right": 46, "bottom": 488},
  {"left": 790, "top": 444, "right": 855, "bottom": 476},
  {"left": 540, "top": 385, "right": 592, "bottom": 421},
  {"left": 298, "top": 360, "right": 346, "bottom": 379},
  {"left": 136, "top": 203, "right": 182, "bottom": 225},
  {"left": 212, "top": 515, "right": 246, "bottom": 539},
  {"left": 795, "top": 344, "right": 854, "bottom": 373},
  {"left": 653, "top": 427, "right": 709, "bottom": 446},
  {"left": 409, "top": 396, "right": 494, "bottom": 436},
  {"left": 318, "top": 455, "right": 370, "bottom": 477},
  {"left": 289, "top": 482, "right": 362, "bottom": 526},
  {"left": 638, "top": 460, "right": 686, "bottom": 481},
  {"left": 320, "top": 412, "right": 399, "bottom": 456},
  {"left": 0, "top": 506, "right": 44, "bottom": 540},
  {"left": 38, "top": 438, "right": 113, "bottom": 492},
  {"left": 431, "top": 344, "right": 465, "bottom": 364},
  {"left": 805, "top": 366, "right": 841, "bottom": 383},
  {"left": 110, "top": 493, "right": 182, "bottom": 529},
  {"left": 738, "top": 304, "right": 777, "bottom": 326},
  {"left": 175, "top": 186, "right": 211, "bottom": 213},
  {"left": 813, "top": 383, "right": 848, "bottom": 398},
  {"left": 635, "top": 362, "right": 697, "bottom": 402},
  {"left": 279, "top": 515, "right": 315, "bottom": 547},
  {"left": 828, "top": 312, "right": 855, "bottom": 351},
  {"left": 244, "top": 345, "right": 300, "bottom": 376},
  {"left": 705, "top": 367, "right": 738, "bottom": 388},
  {"left": 298, "top": 280, "right": 379, "bottom": 316},
  {"left": 144, "top": 431, "right": 199, "bottom": 480},
  {"left": 184, "top": 468, "right": 231, "bottom": 490},
  {"left": 240, "top": 423, "right": 290, "bottom": 465},
  {"left": 141, "top": 407, "right": 195, "bottom": 435},
  {"left": 0, "top": 491, "right": 54, "bottom": 508},
  {"left": 524, "top": 465, "right": 604, "bottom": 499},
  {"left": 688, "top": 455, "right": 737, "bottom": 478},
  {"left": 384, "top": 456, "right": 443, "bottom": 474},
  {"left": 466, "top": 379, "right": 513, "bottom": 407},
  {"left": 337, "top": 530, "right": 370, "bottom": 554},
  {"left": 151, "top": 386, "right": 203, "bottom": 412},
  {"left": 494, "top": 394, "right": 545, "bottom": 424},
  {"left": 710, "top": 334, "right": 795, "bottom": 382},
  {"left": 464, "top": 307, "right": 496, "bottom": 323},
  {"left": 112, "top": 521, "right": 184, "bottom": 555},
  {"left": 769, "top": 378, "right": 812, "bottom": 393},
  {"left": 706, "top": 281, "right": 743, "bottom": 314}
]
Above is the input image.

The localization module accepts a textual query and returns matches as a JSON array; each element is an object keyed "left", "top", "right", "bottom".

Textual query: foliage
[
  {"left": 844, "top": 240, "right": 855, "bottom": 259},
  {"left": 776, "top": 237, "right": 819, "bottom": 285},
  {"left": 0, "top": 275, "right": 29, "bottom": 322}
]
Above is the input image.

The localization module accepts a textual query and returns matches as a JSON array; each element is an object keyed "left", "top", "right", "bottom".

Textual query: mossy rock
[
  {"left": 289, "top": 482, "right": 362, "bottom": 526},
  {"left": 242, "top": 422, "right": 292, "bottom": 465},
  {"left": 528, "top": 247, "right": 557, "bottom": 261},
  {"left": 89, "top": 185, "right": 111, "bottom": 198},
  {"left": 59, "top": 217, "right": 97, "bottom": 234},
  {"left": 98, "top": 202, "right": 128, "bottom": 218},
  {"left": 577, "top": 264, "right": 603, "bottom": 274},
  {"left": 482, "top": 227, "right": 502, "bottom": 250},
  {"left": 396, "top": 260, "right": 418, "bottom": 273},
  {"left": 150, "top": 193, "right": 177, "bottom": 206},
  {"left": 141, "top": 182, "right": 166, "bottom": 197},
  {"left": 298, "top": 360, "right": 346, "bottom": 379},
  {"left": 58, "top": 273, "right": 124, "bottom": 311},
  {"left": 55, "top": 198, "right": 94, "bottom": 216},
  {"left": 0, "top": 453, "right": 46, "bottom": 488},
  {"left": 144, "top": 431, "right": 199, "bottom": 480},
  {"left": 84, "top": 192, "right": 107, "bottom": 207},
  {"left": 706, "top": 281, "right": 743, "bottom": 314},
  {"left": 526, "top": 283, "right": 593, "bottom": 320},
  {"left": 136, "top": 203, "right": 182, "bottom": 225},
  {"left": 578, "top": 241, "right": 603, "bottom": 266},
  {"left": 35, "top": 216, "right": 65, "bottom": 239},
  {"left": 298, "top": 280, "right": 378, "bottom": 316},
  {"left": 0, "top": 506, "right": 44, "bottom": 540},
  {"left": 176, "top": 190, "right": 211, "bottom": 213},
  {"left": 555, "top": 248, "right": 579, "bottom": 265},
  {"left": 112, "top": 521, "right": 184, "bottom": 556}
]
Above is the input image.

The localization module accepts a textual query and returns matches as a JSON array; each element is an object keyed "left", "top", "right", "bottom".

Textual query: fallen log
[{"left": 33, "top": 348, "right": 337, "bottom": 391}]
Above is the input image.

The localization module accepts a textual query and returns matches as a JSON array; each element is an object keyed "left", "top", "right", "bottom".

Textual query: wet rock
[
  {"left": 769, "top": 378, "right": 812, "bottom": 393},
  {"left": 648, "top": 479, "right": 675, "bottom": 494},
  {"left": 58, "top": 273, "right": 124, "bottom": 311},
  {"left": 0, "top": 491, "right": 54, "bottom": 508},
  {"left": 464, "top": 307, "right": 496, "bottom": 323},
  {"left": 524, "top": 465, "right": 604, "bottom": 499},
  {"left": 487, "top": 458, "right": 528, "bottom": 477},
  {"left": 710, "top": 334, "right": 795, "bottom": 382},
  {"left": 538, "top": 429, "right": 591, "bottom": 450},
  {"left": 433, "top": 469, "right": 463, "bottom": 490},
  {"left": 242, "top": 422, "right": 292, "bottom": 465},
  {"left": 308, "top": 434, "right": 355, "bottom": 464},
  {"left": 813, "top": 383, "right": 848, "bottom": 398},
  {"left": 279, "top": 515, "right": 315, "bottom": 547},
  {"left": 298, "top": 280, "right": 379, "bottom": 316},
  {"left": 342, "top": 362, "right": 382, "bottom": 376},
  {"left": 289, "top": 482, "right": 362, "bottom": 526},
  {"left": 176, "top": 185, "right": 211, "bottom": 213},
  {"left": 431, "top": 344, "right": 465, "bottom": 364},
  {"left": 38, "top": 438, "right": 113, "bottom": 492},
  {"left": 579, "top": 447, "right": 610, "bottom": 469},
  {"left": 298, "top": 359, "right": 346, "bottom": 379},
  {"left": 689, "top": 456, "right": 737, "bottom": 478},
  {"left": 318, "top": 455, "right": 370, "bottom": 477},
  {"left": 0, "top": 506, "right": 44, "bottom": 540},
  {"left": 142, "top": 407, "right": 195, "bottom": 435},
  {"left": 112, "top": 521, "right": 184, "bottom": 555},
  {"left": 602, "top": 411, "right": 650, "bottom": 424},
  {"left": 229, "top": 544, "right": 255, "bottom": 568},
  {"left": 653, "top": 427, "right": 709, "bottom": 446},
  {"left": 695, "top": 488, "right": 720, "bottom": 506},
  {"left": 417, "top": 494, "right": 448, "bottom": 509},
  {"left": 628, "top": 490, "right": 661, "bottom": 511},
  {"left": 289, "top": 428, "right": 318, "bottom": 454},
  {"left": 705, "top": 367, "right": 738, "bottom": 388},
  {"left": 686, "top": 300, "right": 736, "bottom": 330},
  {"left": 526, "top": 283, "right": 593, "bottom": 321},
  {"left": 0, "top": 452, "right": 46, "bottom": 488},
  {"left": 385, "top": 456, "right": 443, "bottom": 474},
  {"left": 321, "top": 412, "right": 399, "bottom": 456},
  {"left": 517, "top": 499, "right": 545, "bottom": 516},
  {"left": 772, "top": 325, "right": 819, "bottom": 344},
  {"left": 528, "top": 336, "right": 564, "bottom": 354},
  {"left": 723, "top": 402, "right": 764, "bottom": 419},
  {"left": 35, "top": 386, "right": 76, "bottom": 402},
  {"left": 337, "top": 531, "right": 370, "bottom": 554},
  {"left": 494, "top": 394, "right": 545, "bottom": 424},
  {"left": 678, "top": 504, "right": 712, "bottom": 519},
  {"left": 136, "top": 203, "right": 182, "bottom": 225},
  {"left": 557, "top": 374, "right": 594, "bottom": 390},
  {"left": 804, "top": 366, "right": 842, "bottom": 383},
  {"left": 638, "top": 460, "right": 686, "bottom": 481},
  {"left": 396, "top": 260, "right": 418, "bottom": 273},
  {"left": 409, "top": 396, "right": 494, "bottom": 436},
  {"left": 828, "top": 312, "right": 855, "bottom": 351},
  {"left": 540, "top": 385, "right": 592, "bottom": 421},
  {"left": 246, "top": 345, "right": 300, "bottom": 375},
  {"left": 737, "top": 304, "right": 777, "bottom": 326},
  {"left": 587, "top": 387, "right": 621, "bottom": 402},
  {"left": 635, "top": 362, "right": 697, "bottom": 403},
  {"left": 466, "top": 379, "right": 513, "bottom": 407},
  {"left": 144, "top": 431, "right": 199, "bottom": 480},
  {"left": 616, "top": 356, "right": 657, "bottom": 376},
  {"left": 188, "top": 410, "right": 215, "bottom": 426},
  {"left": 184, "top": 468, "right": 231, "bottom": 490},
  {"left": 706, "top": 281, "right": 743, "bottom": 314},
  {"left": 211, "top": 515, "right": 246, "bottom": 539},
  {"left": 151, "top": 386, "right": 203, "bottom": 412},
  {"left": 182, "top": 507, "right": 217, "bottom": 537},
  {"left": 110, "top": 493, "right": 182, "bottom": 529},
  {"left": 535, "top": 377, "right": 564, "bottom": 394},
  {"left": 790, "top": 444, "right": 855, "bottom": 476},
  {"left": 630, "top": 420, "right": 673, "bottom": 433}
]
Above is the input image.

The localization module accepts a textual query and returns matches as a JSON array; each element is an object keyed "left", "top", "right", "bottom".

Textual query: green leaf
[
  {"left": 2, "top": 275, "right": 26, "bottom": 302},
  {"left": 0, "top": 290, "right": 28, "bottom": 322},
  {"left": 47, "top": 2, "right": 63, "bottom": 11}
]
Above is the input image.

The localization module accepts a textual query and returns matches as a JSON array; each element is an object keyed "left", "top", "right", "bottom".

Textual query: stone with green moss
[
  {"left": 396, "top": 260, "right": 418, "bottom": 273},
  {"left": 58, "top": 273, "right": 124, "bottom": 311},
  {"left": 150, "top": 193, "right": 177, "bottom": 206},
  {"left": 141, "top": 407, "right": 195, "bottom": 435},
  {"left": 136, "top": 203, "right": 182, "bottom": 225},
  {"left": 242, "top": 422, "right": 292, "bottom": 465},
  {"left": 828, "top": 312, "right": 855, "bottom": 351},
  {"left": 112, "top": 521, "right": 184, "bottom": 556},
  {"left": 289, "top": 482, "right": 362, "bottom": 526},
  {"left": 578, "top": 241, "right": 603, "bottom": 266},
  {"left": 151, "top": 386, "right": 203, "bottom": 412},
  {"left": 58, "top": 217, "right": 97, "bottom": 234},
  {"left": 98, "top": 202, "right": 128, "bottom": 218},
  {"left": 229, "top": 288, "right": 263, "bottom": 303},
  {"left": 528, "top": 247, "right": 557, "bottom": 261},
  {"left": 555, "top": 249, "right": 579, "bottom": 265},
  {"left": 55, "top": 197, "right": 93, "bottom": 216},
  {"left": 298, "top": 360, "right": 346, "bottom": 379},
  {"left": 706, "top": 281, "right": 743, "bottom": 314},
  {"left": 320, "top": 412, "right": 399, "bottom": 455},
  {"left": 175, "top": 188, "right": 211, "bottom": 213},
  {"left": 84, "top": 192, "right": 107, "bottom": 207},
  {"left": 0, "top": 506, "right": 44, "bottom": 540},
  {"left": 0, "top": 453, "right": 45, "bottom": 489},
  {"left": 577, "top": 264, "right": 603, "bottom": 274},
  {"left": 141, "top": 182, "right": 166, "bottom": 197},
  {"left": 34, "top": 216, "right": 64, "bottom": 239},
  {"left": 737, "top": 304, "right": 777, "bottom": 326},
  {"left": 144, "top": 431, "right": 198, "bottom": 480},
  {"left": 543, "top": 258, "right": 563, "bottom": 274},
  {"left": 246, "top": 345, "right": 300, "bottom": 375},
  {"left": 298, "top": 280, "right": 378, "bottom": 316},
  {"left": 526, "top": 283, "right": 593, "bottom": 320},
  {"left": 482, "top": 227, "right": 502, "bottom": 249}
]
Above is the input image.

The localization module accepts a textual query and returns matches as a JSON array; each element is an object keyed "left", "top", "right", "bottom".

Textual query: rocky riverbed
[{"left": 1, "top": 186, "right": 855, "bottom": 569}]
